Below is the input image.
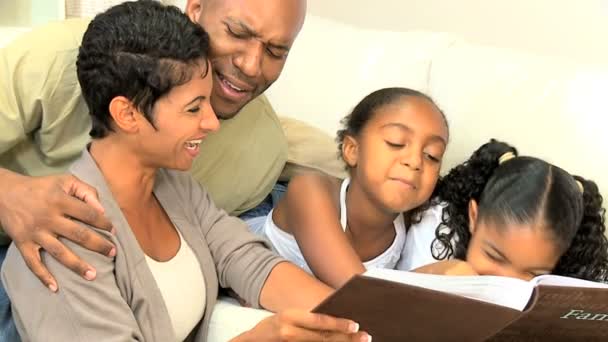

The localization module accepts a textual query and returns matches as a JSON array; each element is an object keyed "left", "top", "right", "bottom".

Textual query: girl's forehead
[
  {"left": 477, "top": 221, "right": 561, "bottom": 263},
  {"left": 367, "top": 98, "right": 448, "bottom": 136}
]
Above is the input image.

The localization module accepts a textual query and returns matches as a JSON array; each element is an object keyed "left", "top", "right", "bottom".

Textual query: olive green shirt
[{"left": 0, "top": 19, "right": 288, "bottom": 242}]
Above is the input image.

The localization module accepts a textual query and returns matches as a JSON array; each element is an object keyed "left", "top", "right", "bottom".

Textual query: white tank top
[
  {"left": 262, "top": 178, "right": 406, "bottom": 274},
  {"left": 145, "top": 229, "right": 206, "bottom": 342}
]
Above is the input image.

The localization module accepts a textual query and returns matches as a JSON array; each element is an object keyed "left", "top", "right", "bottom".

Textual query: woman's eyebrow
[{"left": 184, "top": 96, "right": 205, "bottom": 107}]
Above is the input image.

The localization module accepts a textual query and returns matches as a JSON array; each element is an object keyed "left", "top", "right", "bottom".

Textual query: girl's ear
[
  {"left": 108, "top": 96, "right": 140, "bottom": 134},
  {"left": 468, "top": 199, "right": 479, "bottom": 234},
  {"left": 342, "top": 135, "right": 359, "bottom": 168}
]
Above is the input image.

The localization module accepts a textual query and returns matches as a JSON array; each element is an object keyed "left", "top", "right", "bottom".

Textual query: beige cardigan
[{"left": 1, "top": 149, "right": 283, "bottom": 341}]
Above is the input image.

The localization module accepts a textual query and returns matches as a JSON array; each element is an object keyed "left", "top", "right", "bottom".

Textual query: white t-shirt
[
  {"left": 145, "top": 229, "right": 206, "bottom": 342},
  {"left": 395, "top": 203, "right": 446, "bottom": 271}
]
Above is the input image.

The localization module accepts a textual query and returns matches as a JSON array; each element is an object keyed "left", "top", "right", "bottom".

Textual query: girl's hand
[
  {"left": 414, "top": 260, "right": 479, "bottom": 276},
  {"left": 234, "top": 310, "right": 371, "bottom": 342}
]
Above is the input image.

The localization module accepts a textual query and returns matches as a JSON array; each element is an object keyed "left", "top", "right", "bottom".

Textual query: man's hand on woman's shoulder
[{"left": 0, "top": 168, "right": 116, "bottom": 291}]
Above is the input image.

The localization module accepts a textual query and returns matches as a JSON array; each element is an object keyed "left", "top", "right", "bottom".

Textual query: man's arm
[{"left": 0, "top": 20, "right": 116, "bottom": 290}]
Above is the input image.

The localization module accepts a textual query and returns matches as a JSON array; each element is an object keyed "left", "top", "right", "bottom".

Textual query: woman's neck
[{"left": 89, "top": 138, "right": 156, "bottom": 207}]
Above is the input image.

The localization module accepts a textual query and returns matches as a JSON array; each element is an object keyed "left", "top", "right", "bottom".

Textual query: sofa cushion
[
  {"left": 0, "top": 27, "right": 31, "bottom": 48},
  {"left": 279, "top": 116, "right": 347, "bottom": 181},
  {"left": 266, "top": 15, "right": 459, "bottom": 136},
  {"left": 428, "top": 41, "right": 608, "bottom": 197},
  {"left": 207, "top": 297, "right": 272, "bottom": 341}
]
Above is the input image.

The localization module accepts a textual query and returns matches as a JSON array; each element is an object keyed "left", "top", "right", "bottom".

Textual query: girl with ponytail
[{"left": 419, "top": 139, "right": 608, "bottom": 282}]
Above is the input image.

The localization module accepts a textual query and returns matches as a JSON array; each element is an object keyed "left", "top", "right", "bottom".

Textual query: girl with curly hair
[
  {"left": 254, "top": 87, "right": 450, "bottom": 289},
  {"left": 418, "top": 139, "right": 608, "bottom": 282}
]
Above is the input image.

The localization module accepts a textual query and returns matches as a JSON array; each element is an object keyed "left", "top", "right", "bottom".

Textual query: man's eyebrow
[
  {"left": 380, "top": 122, "right": 447, "bottom": 145},
  {"left": 268, "top": 42, "right": 290, "bottom": 52},
  {"left": 224, "top": 17, "right": 257, "bottom": 36},
  {"left": 224, "top": 17, "right": 290, "bottom": 52}
]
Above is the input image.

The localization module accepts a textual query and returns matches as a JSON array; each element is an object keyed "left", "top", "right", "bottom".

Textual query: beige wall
[
  {"left": 0, "top": 1, "right": 32, "bottom": 26},
  {"left": 0, "top": 0, "right": 64, "bottom": 26},
  {"left": 0, "top": 1, "right": 184, "bottom": 26},
  {"left": 308, "top": 0, "right": 608, "bottom": 65}
]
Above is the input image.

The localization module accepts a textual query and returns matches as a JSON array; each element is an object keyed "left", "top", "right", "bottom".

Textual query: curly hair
[
  {"left": 432, "top": 139, "right": 608, "bottom": 282},
  {"left": 553, "top": 176, "right": 608, "bottom": 281},
  {"left": 76, "top": 0, "right": 210, "bottom": 138}
]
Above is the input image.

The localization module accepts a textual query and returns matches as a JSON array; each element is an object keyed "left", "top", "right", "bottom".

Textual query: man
[
  {"left": 0, "top": 0, "right": 300, "bottom": 290},
  {"left": 0, "top": 1, "right": 361, "bottom": 341}
]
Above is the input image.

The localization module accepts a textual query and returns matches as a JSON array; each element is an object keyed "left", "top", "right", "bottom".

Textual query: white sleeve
[{"left": 396, "top": 204, "right": 445, "bottom": 271}]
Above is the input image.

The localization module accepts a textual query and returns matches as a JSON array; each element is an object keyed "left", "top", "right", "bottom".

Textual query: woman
[{"left": 1, "top": 2, "right": 370, "bottom": 341}]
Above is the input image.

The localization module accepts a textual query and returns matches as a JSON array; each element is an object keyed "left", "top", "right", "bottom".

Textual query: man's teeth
[
  {"left": 185, "top": 140, "right": 202, "bottom": 150},
  {"left": 222, "top": 78, "right": 244, "bottom": 92}
]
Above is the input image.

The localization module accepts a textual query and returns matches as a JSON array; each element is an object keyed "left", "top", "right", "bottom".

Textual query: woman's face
[
  {"left": 137, "top": 60, "right": 219, "bottom": 171},
  {"left": 466, "top": 202, "right": 562, "bottom": 281}
]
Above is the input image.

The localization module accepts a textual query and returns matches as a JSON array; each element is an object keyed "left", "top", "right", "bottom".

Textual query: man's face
[{"left": 186, "top": 0, "right": 306, "bottom": 119}]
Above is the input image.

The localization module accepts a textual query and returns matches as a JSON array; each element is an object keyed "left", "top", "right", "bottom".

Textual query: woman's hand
[
  {"left": 414, "top": 260, "right": 479, "bottom": 276},
  {"left": 233, "top": 310, "right": 371, "bottom": 342}
]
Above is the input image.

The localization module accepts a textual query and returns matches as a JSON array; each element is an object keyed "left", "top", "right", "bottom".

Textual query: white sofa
[
  {"left": 0, "top": 27, "right": 30, "bottom": 47},
  {"left": 2, "top": 12, "right": 607, "bottom": 342},
  {"left": 267, "top": 15, "right": 608, "bottom": 198}
]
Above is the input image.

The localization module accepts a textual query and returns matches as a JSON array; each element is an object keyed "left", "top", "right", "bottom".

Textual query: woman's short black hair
[{"left": 76, "top": 0, "right": 210, "bottom": 138}]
